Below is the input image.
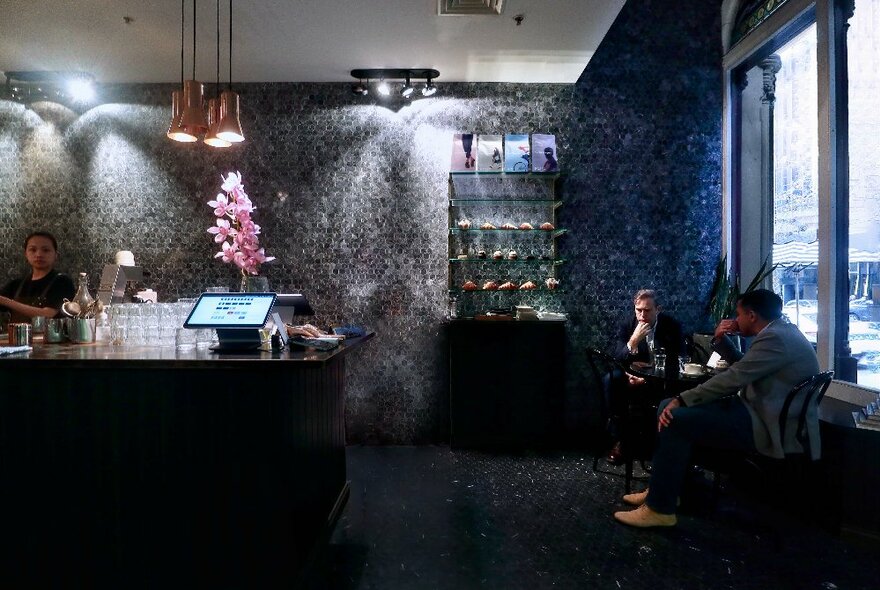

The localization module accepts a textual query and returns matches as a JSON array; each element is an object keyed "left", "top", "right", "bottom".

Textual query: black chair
[
  {"left": 693, "top": 371, "right": 834, "bottom": 511},
  {"left": 586, "top": 348, "right": 657, "bottom": 493}
]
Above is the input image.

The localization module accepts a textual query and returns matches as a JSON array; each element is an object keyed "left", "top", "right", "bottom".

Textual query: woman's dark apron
[{"left": 9, "top": 273, "right": 61, "bottom": 323}]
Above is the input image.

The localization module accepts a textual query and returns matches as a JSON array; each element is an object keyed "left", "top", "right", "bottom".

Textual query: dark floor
[{"left": 307, "top": 446, "right": 877, "bottom": 590}]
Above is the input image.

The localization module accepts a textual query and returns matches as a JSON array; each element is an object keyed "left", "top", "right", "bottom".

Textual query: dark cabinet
[{"left": 449, "top": 319, "right": 565, "bottom": 449}]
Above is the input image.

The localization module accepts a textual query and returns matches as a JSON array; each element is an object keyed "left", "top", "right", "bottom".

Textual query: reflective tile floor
[{"left": 306, "top": 446, "right": 878, "bottom": 590}]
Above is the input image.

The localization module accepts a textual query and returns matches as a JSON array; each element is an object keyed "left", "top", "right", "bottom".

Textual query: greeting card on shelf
[
  {"left": 476, "top": 135, "right": 503, "bottom": 172},
  {"left": 451, "top": 133, "right": 477, "bottom": 172},
  {"left": 504, "top": 134, "right": 530, "bottom": 172},
  {"left": 531, "top": 134, "right": 559, "bottom": 172}
]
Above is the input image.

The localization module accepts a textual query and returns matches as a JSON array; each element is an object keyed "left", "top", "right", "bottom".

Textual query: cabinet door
[{"left": 449, "top": 320, "right": 565, "bottom": 449}]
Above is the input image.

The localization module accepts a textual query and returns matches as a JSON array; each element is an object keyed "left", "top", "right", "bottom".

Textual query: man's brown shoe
[
  {"left": 622, "top": 489, "right": 648, "bottom": 506},
  {"left": 614, "top": 505, "right": 677, "bottom": 528}
]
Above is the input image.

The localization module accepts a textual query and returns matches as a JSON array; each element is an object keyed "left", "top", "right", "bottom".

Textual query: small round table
[{"left": 624, "top": 360, "right": 715, "bottom": 395}]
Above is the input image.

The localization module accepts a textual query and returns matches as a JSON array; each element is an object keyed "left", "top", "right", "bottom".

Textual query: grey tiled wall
[{"left": 0, "top": 0, "right": 722, "bottom": 443}]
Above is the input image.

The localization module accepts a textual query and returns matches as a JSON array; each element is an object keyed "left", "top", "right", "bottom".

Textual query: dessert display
[
  {"left": 477, "top": 250, "right": 487, "bottom": 259},
  {"left": 498, "top": 281, "right": 517, "bottom": 290},
  {"left": 462, "top": 280, "right": 478, "bottom": 291},
  {"left": 500, "top": 222, "right": 517, "bottom": 230},
  {"left": 545, "top": 277, "right": 560, "bottom": 290},
  {"left": 507, "top": 250, "right": 518, "bottom": 260},
  {"left": 519, "top": 223, "right": 534, "bottom": 230},
  {"left": 492, "top": 250, "right": 504, "bottom": 260},
  {"left": 457, "top": 219, "right": 471, "bottom": 229},
  {"left": 480, "top": 222, "right": 496, "bottom": 230},
  {"left": 540, "top": 222, "right": 555, "bottom": 230},
  {"left": 482, "top": 281, "right": 499, "bottom": 290},
  {"left": 519, "top": 281, "right": 537, "bottom": 290}
]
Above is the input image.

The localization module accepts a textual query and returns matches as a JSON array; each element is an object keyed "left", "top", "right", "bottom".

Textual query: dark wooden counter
[{"left": 0, "top": 334, "right": 373, "bottom": 588}]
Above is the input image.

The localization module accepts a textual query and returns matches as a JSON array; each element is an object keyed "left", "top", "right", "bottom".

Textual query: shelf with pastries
[
  {"left": 449, "top": 287, "right": 564, "bottom": 294},
  {"left": 452, "top": 279, "right": 562, "bottom": 293}
]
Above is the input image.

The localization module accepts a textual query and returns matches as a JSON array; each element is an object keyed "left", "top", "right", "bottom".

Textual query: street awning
[{"left": 772, "top": 241, "right": 880, "bottom": 265}]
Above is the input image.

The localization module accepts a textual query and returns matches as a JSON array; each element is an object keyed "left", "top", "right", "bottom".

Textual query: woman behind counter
[{"left": 0, "top": 231, "right": 76, "bottom": 324}]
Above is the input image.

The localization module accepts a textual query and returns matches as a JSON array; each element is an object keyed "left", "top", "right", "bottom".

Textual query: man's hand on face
[
  {"left": 714, "top": 319, "right": 740, "bottom": 341},
  {"left": 628, "top": 321, "right": 652, "bottom": 350}
]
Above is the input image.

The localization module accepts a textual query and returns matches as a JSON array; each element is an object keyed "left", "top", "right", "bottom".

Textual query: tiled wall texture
[{"left": 0, "top": 0, "right": 722, "bottom": 444}]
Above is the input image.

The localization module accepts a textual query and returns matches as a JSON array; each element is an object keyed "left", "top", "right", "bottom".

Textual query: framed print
[
  {"left": 531, "top": 134, "right": 559, "bottom": 172},
  {"left": 451, "top": 133, "right": 477, "bottom": 171},
  {"left": 504, "top": 134, "right": 530, "bottom": 172},
  {"left": 476, "top": 134, "right": 503, "bottom": 172}
]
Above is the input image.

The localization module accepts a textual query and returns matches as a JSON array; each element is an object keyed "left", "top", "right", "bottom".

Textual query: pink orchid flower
[
  {"left": 207, "top": 218, "right": 237, "bottom": 243},
  {"left": 220, "top": 171, "right": 243, "bottom": 193},
  {"left": 207, "top": 193, "right": 234, "bottom": 217},
  {"left": 214, "top": 241, "right": 239, "bottom": 263}
]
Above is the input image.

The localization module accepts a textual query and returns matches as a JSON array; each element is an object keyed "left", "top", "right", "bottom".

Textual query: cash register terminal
[{"left": 183, "top": 292, "right": 277, "bottom": 352}]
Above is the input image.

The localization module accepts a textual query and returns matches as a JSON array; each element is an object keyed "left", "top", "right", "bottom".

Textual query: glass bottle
[{"left": 73, "top": 272, "right": 94, "bottom": 315}]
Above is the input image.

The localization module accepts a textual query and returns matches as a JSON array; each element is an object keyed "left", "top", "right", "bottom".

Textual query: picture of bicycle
[{"left": 512, "top": 145, "right": 531, "bottom": 172}]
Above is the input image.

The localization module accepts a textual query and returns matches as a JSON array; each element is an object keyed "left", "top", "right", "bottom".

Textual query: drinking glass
[{"left": 654, "top": 347, "right": 666, "bottom": 375}]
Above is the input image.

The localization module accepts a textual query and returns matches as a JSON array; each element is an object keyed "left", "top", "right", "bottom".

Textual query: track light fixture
[
  {"left": 4, "top": 71, "right": 97, "bottom": 109},
  {"left": 350, "top": 68, "right": 440, "bottom": 100}
]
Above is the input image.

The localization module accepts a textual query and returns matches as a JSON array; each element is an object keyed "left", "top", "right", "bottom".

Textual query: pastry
[
  {"left": 498, "top": 281, "right": 517, "bottom": 290},
  {"left": 545, "top": 278, "right": 560, "bottom": 290},
  {"left": 500, "top": 222, "right": 517, "bottom": 230},
  {"left": 457, "top": 219, "right": 471, "bottom": 229},
  {"left": 462, "top": 280, "right": 478, "bottom": 291},
  {"left": 480, "top": 222, "right": 496, "bottom": 230},
  {"left": 519, "top": 281, "right": 537, "bottom": 290},
  {"left": 477, "top": 250, "right": 487, "bottom": 259},
  {"left": 482, "top": 281, "right": 498, "bottom": 290},
  {"left": 507, "top": 250, "right": 518, "bottom": 260},
  {"left": 540, "top": 222, "right": 555, "bottom": 230},
  {"left": 519, "top": 223, "right": 534, "bottom": 230},
  {"left": 492, "top": 250, "right": 504, "bottom": 260}
]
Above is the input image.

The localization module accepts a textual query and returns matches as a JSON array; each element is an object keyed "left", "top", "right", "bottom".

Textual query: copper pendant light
[
  {"left": 179, "top": 0, "right": 208, "bottom": 133},
  {"left": 168, "top": 0, "right": 197, "bottom": 142},
  {"left": 204, "top": 97, "right": 231, "bottom": 147},
  {"left": 216, "top": 0, "right": 244, "bottom": 143},
  {"left": 203, "top": 0, "right": 230, "bottom": 147}
]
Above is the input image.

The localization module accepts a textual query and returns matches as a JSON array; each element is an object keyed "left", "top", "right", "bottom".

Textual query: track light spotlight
[
  {"left": 350, "top": 69, "right": 440, "bottom": 100},
  {"left": 352, "top": 80, "right": 369, "bottom": 95},
  {"left": 400, "top": 75, "right": 414, "bottom": 98},
  {"left": 422, "top": 78, "right": 437, "bottom": 96}
]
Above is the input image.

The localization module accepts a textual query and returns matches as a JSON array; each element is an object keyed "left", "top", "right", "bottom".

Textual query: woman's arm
[{"left": 0, "top": 295, "right": 59, "bottom": 319}]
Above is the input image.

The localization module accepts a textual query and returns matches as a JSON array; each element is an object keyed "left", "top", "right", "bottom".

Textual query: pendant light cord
[
  {"left": 192, "top": 0, "right": 197, "bottom": 80},
  {"left": 228, "top": 0, "right": 233, "bottom": 90},
  {"left": 180, "top": 0, "right": 185, "bottom": 84},
  {"left": 216, "top": 0, "right": 220, "bottom": 96}
]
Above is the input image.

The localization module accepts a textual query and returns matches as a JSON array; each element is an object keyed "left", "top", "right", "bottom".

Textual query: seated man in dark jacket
[{"left": 604, "top": 289, "right": 684, "bottom": 463}]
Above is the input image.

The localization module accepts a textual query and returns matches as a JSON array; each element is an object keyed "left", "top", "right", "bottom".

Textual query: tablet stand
[{"left": 210, "top": 328, "right": 263, "bottom": 352}]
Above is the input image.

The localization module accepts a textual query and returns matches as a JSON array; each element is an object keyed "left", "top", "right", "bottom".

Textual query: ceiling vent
[{"left": 438, "top": 0, "right": 504, "bottom": 16}]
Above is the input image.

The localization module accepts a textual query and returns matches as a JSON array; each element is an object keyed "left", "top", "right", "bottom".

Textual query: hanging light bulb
[
  {"left": 179, "top": 0, "right": 208, "bottom": 133},
  {"left": 377, "top": 79, "right": 390, "bottom": 96},
  {"left": 216, "top": 0, "right": 244, "bottom": 142},
  {"left": 204, "top": 98, "right": 231, "bottom": 147},
  {"left": 168, "top": 88, "right": 197, "bottom": 141},
  {"left": 168, "top": 0, "right": 197, "bottom": 142},
  {"left": 203, "top": 0, "right": 230, "bottom": 147}
]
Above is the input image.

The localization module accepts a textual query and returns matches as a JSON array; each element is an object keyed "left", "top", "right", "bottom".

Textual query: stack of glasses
[{"left": 107, "top": 300, "right": 213, "bottom": 349}]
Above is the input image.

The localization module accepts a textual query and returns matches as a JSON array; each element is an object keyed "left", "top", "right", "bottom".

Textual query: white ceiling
[{"left": 0, "top": 0, "right": 625, "bottom": 84}]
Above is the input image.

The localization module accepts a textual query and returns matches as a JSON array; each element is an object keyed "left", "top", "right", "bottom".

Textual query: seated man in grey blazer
[{"left": 613, "top": 289, "right": 819, "bottom": 528}]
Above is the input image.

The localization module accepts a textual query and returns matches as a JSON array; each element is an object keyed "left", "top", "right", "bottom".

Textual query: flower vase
[{"left": 241, "top": 275, "right": 270, "bottom": 293}]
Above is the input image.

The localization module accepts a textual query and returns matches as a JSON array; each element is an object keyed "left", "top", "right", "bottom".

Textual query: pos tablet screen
[{"left": 183, "top": 292, "right": 277, "bottom": 329}]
